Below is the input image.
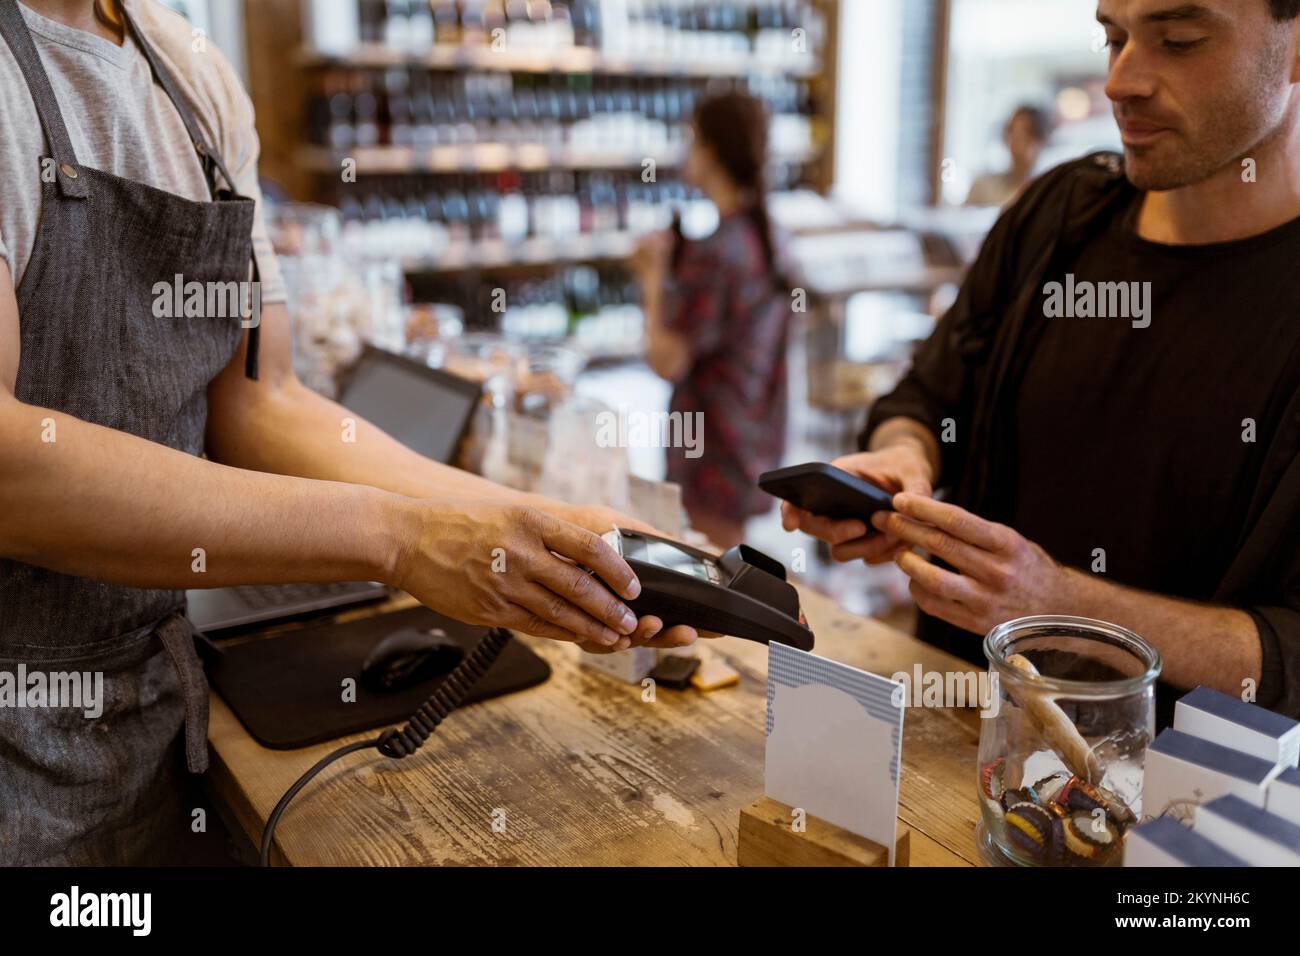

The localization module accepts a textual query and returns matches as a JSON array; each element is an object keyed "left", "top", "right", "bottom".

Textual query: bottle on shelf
[
  {"left": 408, "top": 0, "right": 435, "bottom": 50},
  {"left": 350, "top": 72, "right": 381, "bottom": 148},
  {"left": 383, "top": 0, "right": 411, "bottom": 50},
  {"left": 381, "top": 69, "right": 413, "bottom": 146},
  {"left": 434, "top": 0, "right": 464, "bottom": 46},
  {"left": 358, "top": 0, "right": 386, "bottom": 45}
]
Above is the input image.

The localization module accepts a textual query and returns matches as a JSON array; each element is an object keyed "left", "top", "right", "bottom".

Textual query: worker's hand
[
  {"left": 873, "top": 493, "right": 1068, "bottom": 636},
  {"left": 780, "top": 446, "right": 934, "bottom": 564},
  {"left": 553, "top": 502, "right": 711, "bottom": 654},
  {"left": 574, "top": 615, "right": 698, "bottom": 655},
  {"left": 556, "top": 502, "right": 655, "bottom": 537},
  {"left": 394, "top": 498, "right": 646, "bottom": 647}
]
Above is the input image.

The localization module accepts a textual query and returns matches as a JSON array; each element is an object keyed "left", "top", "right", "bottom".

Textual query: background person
[
  {"left": 966, "top": 104, "right": 1052, "bottom": 207},
  {"left": 631, "top": 92, "right": 795, "bottom": 548}
]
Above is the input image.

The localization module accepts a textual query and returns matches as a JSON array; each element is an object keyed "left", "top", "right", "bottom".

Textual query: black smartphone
[{"left": 758, "top": 462, "right": 896, "bottom": 523}]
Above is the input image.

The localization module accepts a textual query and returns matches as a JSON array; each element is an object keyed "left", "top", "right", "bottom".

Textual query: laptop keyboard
[{"left": 233, "top": 581, "right": 373, "bottom": 611}]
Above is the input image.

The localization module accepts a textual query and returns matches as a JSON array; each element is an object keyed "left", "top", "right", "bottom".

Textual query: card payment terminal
[{"left": 598, "top": 529, "right": 814, "bottom": 651}]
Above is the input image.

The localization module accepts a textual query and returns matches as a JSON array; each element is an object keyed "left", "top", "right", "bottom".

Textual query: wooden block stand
[{"left": 738, "top": 796, "right": 910, "bottom": 867}]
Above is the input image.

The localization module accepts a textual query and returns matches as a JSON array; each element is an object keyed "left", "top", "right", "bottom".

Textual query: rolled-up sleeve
[{"left": 1245, "top": 562, "right": 1300, "bottom": 716}]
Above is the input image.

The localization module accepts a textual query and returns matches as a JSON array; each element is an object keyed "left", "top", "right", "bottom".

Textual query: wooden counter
[{"left": 206, "top": 586, "right": 985, "bottom": 866}]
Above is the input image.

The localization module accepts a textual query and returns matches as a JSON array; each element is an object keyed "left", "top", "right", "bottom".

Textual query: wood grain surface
[{"left": 206, "top": 587, "right": 985, "bottom": 866}]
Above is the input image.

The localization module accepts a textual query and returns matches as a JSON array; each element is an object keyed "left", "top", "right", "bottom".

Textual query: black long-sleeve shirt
[{"left": 864, "top": 154, "right": 1300, "bottom": 719}]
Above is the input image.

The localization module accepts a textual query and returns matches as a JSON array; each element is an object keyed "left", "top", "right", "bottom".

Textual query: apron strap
[
  {"left": 120, "top": 1, "right": 262, "bottom": 378},
  {"left": 155, "top": 612, "right": 210, "bottom": 774},
  {"left": 0, "top": 0, "right": 89, "bottom": 199},
  {"left": 119, "top": 1, "right": 238, "bottom": 200},
  {"left": 245, "top": 254, "right": 262, "bottom": 380}
]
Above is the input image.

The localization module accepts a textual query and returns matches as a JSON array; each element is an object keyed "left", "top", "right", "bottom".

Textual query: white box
[
  {"left": 1174, "top": 685, "right": 1300, "bottom": 768},
  {"left": 1125, "top": 817, "right": 1247, "bottom": 867},
  {"left": 1194, "top": 794, "right": 1300, "bottom": 866},
  {"left": 579, "top": 647, "right": 656, "bottom": 684},
  {"left": 1141, "top": 729, "right": 1275, "bottom": 823},
  {"left": 1266, "top": 766, "right": 1300, "bottom": 826}
]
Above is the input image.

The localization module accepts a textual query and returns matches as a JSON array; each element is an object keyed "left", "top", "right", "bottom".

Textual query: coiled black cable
[{"left": 259, "top": 627, "right": 512, "bottom": 866}]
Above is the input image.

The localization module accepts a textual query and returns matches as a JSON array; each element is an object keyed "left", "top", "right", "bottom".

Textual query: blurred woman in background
[
  {"left": 631, "top": 92, "right": 794, "bottom": 548},
  {"left": 966, "top": 104, "right": 1051, "bottom": 207}
]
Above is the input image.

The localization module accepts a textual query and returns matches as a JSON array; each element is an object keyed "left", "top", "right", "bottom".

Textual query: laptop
[{"left": 187, "top": 345, "right": 483, "bottom": 635}]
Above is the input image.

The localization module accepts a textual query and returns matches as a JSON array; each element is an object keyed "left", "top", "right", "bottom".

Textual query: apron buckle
[{"left": 53, "top": 159, "right": 89, "bottom": 199}]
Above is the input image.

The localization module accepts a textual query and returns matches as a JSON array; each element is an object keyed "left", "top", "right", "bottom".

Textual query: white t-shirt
[{"left": 0, "top": 0, "right": 286, "bottom": 303}]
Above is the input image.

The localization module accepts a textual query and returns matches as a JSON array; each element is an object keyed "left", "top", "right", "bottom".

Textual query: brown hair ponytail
[{"left": 690, "top": 92, "right": 791, "bottom": 293}]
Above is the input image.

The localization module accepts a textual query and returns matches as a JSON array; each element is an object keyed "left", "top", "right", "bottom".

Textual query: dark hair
[
  {"left": 1270, "top": 0, "right": 1300, "bottom": 18},
  {"left": 688, "top": 91, "right": 789, "bottom": 291},
  {"left": 1008, "top": 105, "right": 1051, "bottom": 144}
]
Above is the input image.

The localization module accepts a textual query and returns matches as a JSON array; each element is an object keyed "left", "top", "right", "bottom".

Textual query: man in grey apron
[
  {"left": 0, "top": 0, "right": 260, "bottom": 865},
  {"left": 0, "top": 0, "right": 700, "bottom": 866}
]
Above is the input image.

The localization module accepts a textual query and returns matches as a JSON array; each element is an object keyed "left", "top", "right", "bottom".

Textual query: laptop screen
[{"left": 339, "top": 347, "right": 483, "bottom": 465}]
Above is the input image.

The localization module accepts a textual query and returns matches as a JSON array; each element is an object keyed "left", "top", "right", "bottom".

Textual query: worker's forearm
[
  {"left": 0, "top": 397, "right": 403, "bottom": 589},
  {"left": 206, "top": 375, "right": 553, "bottom": 507},
  {"left": 1061, "top": 567, "right": 1261, "bottom": 695},
  {"left": 868, "top": 416, "right": 942, "bottom": 485}
]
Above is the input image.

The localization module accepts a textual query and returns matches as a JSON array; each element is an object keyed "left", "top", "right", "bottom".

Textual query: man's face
[{"left": 1099, "top": 0, "right": 1296, "bottom": 190}]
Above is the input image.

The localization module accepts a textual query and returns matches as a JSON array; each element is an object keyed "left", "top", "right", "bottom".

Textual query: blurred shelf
[
  {"left": 800, "top": 264, "right": 965, "bottom": 299},
  {"left": 402, "top": 231, "right": 641, "bottom": 273},
  {"left": 579, "top": 345, "right": 647, "bottom": 368},
  {"left": 297, "top": 44, "right": 822, "bottom": 78},
  {"left": 300, "top": 143, "right": 819, "bottom": 174}
]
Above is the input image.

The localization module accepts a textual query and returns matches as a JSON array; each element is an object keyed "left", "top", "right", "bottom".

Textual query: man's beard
[
  {"left": 1124, "top": 110, "right": 1285, "bottom": 192},
  {"left": 1122, "top": 50, "right": 1289, "bottom": 192},
  {"left": 1122, "top": 136, "right": 1222, "bottom": 192}
]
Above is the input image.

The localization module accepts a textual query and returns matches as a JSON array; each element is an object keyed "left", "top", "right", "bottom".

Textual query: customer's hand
[
  {"left": 873, "top": 493, "right": 1068, "bottom": 635},
  {"left": 780, "top": 445, "right": 934, "bottom": 564},
  {"left": 393, "top": 498, "right": 645, "bottom": 647}
]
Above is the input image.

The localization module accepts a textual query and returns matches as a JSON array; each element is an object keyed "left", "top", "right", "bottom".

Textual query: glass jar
[
  {"left": 265, "top": 203, "right": 363, "bottom": 396},
  {"left": 976, "top": 615, "right": 1161, "bottom": 867},
  {"left": 516, "top": 344, "right": 586, "bottom": 416}
]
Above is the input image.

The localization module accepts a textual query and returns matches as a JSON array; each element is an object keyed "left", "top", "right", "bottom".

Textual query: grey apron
[{"left": 0, "top": 0, "right": 261, "bottom": 865}]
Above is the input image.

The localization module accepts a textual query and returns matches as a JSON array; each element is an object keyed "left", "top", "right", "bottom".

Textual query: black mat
[{"left": 204, "top": 606, "right": 551, "bottom": 750}]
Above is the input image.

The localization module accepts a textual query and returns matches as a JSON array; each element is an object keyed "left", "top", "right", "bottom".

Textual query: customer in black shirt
[{"left": 784, "top": 0, "right": 1300, "bottom": 717}]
